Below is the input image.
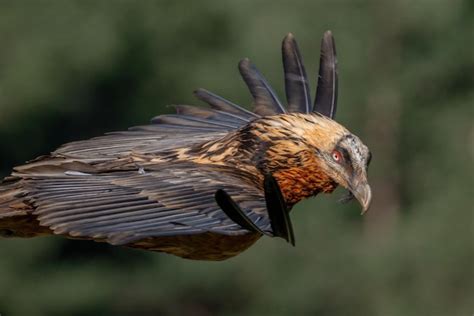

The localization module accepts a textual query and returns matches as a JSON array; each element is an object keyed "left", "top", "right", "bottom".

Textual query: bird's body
[{"left": 0, "top": 32, "right": 372, "bottom": 260}]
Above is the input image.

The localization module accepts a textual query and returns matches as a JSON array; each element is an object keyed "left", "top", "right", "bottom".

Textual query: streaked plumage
[{"left": 0, "top": 31, "right": 372, "bottom": 260}]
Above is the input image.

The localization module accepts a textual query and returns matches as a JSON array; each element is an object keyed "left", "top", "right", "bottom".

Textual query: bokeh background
[{"left": 0, "top": 1, "right": 472, "bottom": 315}]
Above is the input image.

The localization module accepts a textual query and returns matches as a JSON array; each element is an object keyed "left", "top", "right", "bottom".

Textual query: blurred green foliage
[{"left": 0, "top": 1, "right": 472, "bottom": 315}]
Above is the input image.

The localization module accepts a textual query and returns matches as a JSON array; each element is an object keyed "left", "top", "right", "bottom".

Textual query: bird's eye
[{"left": 332, "top": 150, "right": 342, "bottom": 162}]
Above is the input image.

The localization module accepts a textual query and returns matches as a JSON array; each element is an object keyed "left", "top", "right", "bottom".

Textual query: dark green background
[{"left": 0, "top": 1, "right": 472, "bottom": 315}]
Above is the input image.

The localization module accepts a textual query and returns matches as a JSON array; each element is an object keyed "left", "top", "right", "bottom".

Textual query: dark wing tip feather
[
  {"left": 214, "top": 189, "right": 269, "bottom": 236},
  {"left": 238, "top": 58, "right": 286, "bottom": 116},
  {"left": 263, "top": 174, "right": 295, "bottom": 246},
  {"left": 282, "top": 33, "right": 312, "bottom": 113},
  {"left": 313, "top": 30, "right": 338, "bottom": 119},
  {"left": 193, "top": 88, "right": 259, "bottom": 119}
]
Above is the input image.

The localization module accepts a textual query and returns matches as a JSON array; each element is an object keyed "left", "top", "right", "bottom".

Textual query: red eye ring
[{"left": 332, "top": 150, "right": 341, "bottom": 162}]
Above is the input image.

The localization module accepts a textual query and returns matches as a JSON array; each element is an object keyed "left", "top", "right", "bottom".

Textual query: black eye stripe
[{"left": 342, "top": 149, "right": 351, "bottom": 163}]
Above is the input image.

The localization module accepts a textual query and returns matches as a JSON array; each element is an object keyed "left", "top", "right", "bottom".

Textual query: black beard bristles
[{"left": 338, "top": 190, "right": 355, "bottom": 204}]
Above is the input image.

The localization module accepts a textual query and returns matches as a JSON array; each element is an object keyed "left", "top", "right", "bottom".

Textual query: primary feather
[
  {"left": 314, "top": 30, "right": 338, "bottom": 118},
  {"left": 282, "top": 33, "right": 312, "bottom": 113}
]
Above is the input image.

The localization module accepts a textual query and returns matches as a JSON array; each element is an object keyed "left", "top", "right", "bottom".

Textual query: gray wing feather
[
  {"left": 313, "top": 30, "right": 338, "bottom": 119},
  {"left": 282, "top": 33, "right": 312, "bottom": 113},
  {"left": 238, "top": 58, "right": 286, "bottom": 116},
  {"left": 193, "top": 88, "right": 259, "bottom": 120},
  {"left": 27, "top": 164, "right": 271, "bottom": 245}
]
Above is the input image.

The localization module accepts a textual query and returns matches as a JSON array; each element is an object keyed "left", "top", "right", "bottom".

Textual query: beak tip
[
  {"left": 352, "top": 182, "right": 372, "bottom": 215},
  {"left": 360, "top": 204, "right": 370, "bottom": 215}
]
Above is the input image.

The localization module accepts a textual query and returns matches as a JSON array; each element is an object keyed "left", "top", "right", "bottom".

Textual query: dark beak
[{"left": 349, "top": 174, "right": 372, "bottom": 214}]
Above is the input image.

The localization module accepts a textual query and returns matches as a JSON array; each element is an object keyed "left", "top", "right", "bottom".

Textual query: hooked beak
[{"left": 349, "top": 175, "right": 372, "bottom": 214}]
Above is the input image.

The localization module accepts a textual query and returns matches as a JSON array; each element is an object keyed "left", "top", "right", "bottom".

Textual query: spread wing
[
  {"left": 52, "top": 32, "right": 338, "bottom": 161},
  {"left": 25, "top": 163, "right": 271, "bottom": 245}
]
